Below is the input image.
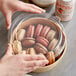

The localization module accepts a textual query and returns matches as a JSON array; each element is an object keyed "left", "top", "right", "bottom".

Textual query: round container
[
  {"left": 30, "top": 0, "right": 56, "bottom": 8},
  {"left": 8, "top": 13, "right": 67, "bottom": 72}
]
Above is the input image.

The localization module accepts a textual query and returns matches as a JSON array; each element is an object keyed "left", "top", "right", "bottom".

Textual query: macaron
[
  {"left": 13, "top": 40, "right": 22, "bottom": 54},
  {"left": 21, "top": 37, "right": 35, "bottom": 48},
  {"left": 34, "top": 24, "right": 43, "bottom": 37},
  {"left": 26, "top": 25, "right": 35, "bottom": 37},
  {"left": 16, "top": 29, "right": 26, "bottom": 41},
  {"left": 54, "top": 46, "right": 62, "bottom": 58},
  {"left": 26, "top": 48, "right": 30, "bottom": 54},
  {"left": 48, "top": 38, "right": 58, "bottom": 51},
  {"left": 19, "top": 50, "right": 27, "bottom": 54},
  {"left": 34, "top": 43, "right": 48, "bottom": 54},
  {"left": 26, "top": 48, "right": 36, "bottom": 55},
  {"left": 40, "top": 25, "right": 50, "bottom": 37},
  {"left": 29, "top": 48, "right": 36, "bottom": 55},
  {"left": 36, "top": 36, "right": 49, "bottom": 47},
  {"left": 46, "top": 51, "right": 55, "bottom": 64},
  {"left": 46, "top": 30, "right": 56, "bottom": 41}
]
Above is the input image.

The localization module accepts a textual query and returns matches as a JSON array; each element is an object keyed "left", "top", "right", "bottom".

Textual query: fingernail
[
  {"left": 44, "top": 60, "right": 49, "bottom": 64},
  {"left": 42, "top": 9, "right": 46, "bottom": 13},
  {"left": 8, "top": 43, "right": 11, "bottom": 47},
  {"left": 7, "top": 26, "right": 10, "bottom": 30},
  {"left": 40, "top": 60, "right": 49, "bottom": 67},
  {"left": 7, "top": 23, "right": 11, "bottom": 30},
  {"left": 36, "top": 11, "right": 42, "bottom": 14},
  {"left": 46, "top": 60, "right": 49, "bottom": 64},
  {"left": 39, "top": 54, "right": 47, "bottom": 59},
  {"left": 7, "top": 27, "right": 10, "bottom": 30}
]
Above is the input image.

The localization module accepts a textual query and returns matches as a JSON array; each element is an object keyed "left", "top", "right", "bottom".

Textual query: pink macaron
[
  {"left": 36, "top": 36, "right": 49, "bottom": 47},
  {"left": 34, "top": 24, "right": 43, "bottom": 37},
  {"left": 40, "top": 25, "right": 50, "bottom": 37},
  {"left": 21, "top": 37, "right": 35, "bottom": 48},
  {"left": 26, "top": 25, "right": 35, "bottom": 37},
  {"left": 34, "top": 43, "right": 48, "bottom": 54}
]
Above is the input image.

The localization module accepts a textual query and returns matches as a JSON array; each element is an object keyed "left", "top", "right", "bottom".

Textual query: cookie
[
  {"left": 34, "top": 43, "right": 48, "bottom": 54},
  {"left": 26, "top": 25, "right": 35, "bottom": 37},
  {"left": 48, "top": 38, "right": 58, "bottom": 51},
  {"left": 16, "top": 29, "right": 26, "bottom": 41},
  {"left": 35, "top": 24, "right": 43, "bottom": 37},
  {"left": 46, "top": 30, "right": 56, "bottom": 41},
  {"left": 26, "top": 48, "right": 36, "bottom": 55},
  {"left": 46, "top": 51, "right": 55, "bottom": 64},
  {"left": 13, "top": 40, "right": 22, "bottom": 54},
  {"left": 40, "top": 25, "right": 50, "bottom": 37},
  {"left": 22, "top": 37, "right": 35, "bottom": 48},
  {"left": 36, "top": 36, "right": 49, "bottom": 47}
]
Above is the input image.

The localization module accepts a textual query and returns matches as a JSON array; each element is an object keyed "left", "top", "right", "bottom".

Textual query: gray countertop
[{"left": 0, "top": 4, "right": 76, "bottom": 76}]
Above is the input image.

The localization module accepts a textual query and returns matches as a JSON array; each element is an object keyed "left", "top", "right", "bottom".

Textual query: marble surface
[{"left": 0, "top": 3, "right": 76, "bottom": 76}]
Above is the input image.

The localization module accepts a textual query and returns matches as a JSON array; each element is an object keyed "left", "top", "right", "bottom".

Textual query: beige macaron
[
  {"left": 46, "top": 30, "right": 56, "bottom": 41},
  {"left": 16, "top": 29, "right": 26, "bottom": 41},
  {"left": 48, "top": 38, "right": 58, "bottom": 51},
  {"left": 13, "top": 40, "right": 22, "bottom": 54}
]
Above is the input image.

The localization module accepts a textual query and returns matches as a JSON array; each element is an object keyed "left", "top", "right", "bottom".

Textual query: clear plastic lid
[{"left": 8, "top": 13, "right": 65, "bottom": 53}]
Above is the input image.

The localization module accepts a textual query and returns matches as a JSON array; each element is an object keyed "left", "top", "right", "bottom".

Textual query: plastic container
[
  {"left": 8, "top": 13, "right": 67, "bottom": 72},
  {"left": 55, "top": 0, "right": 75, "bottom": 21}
]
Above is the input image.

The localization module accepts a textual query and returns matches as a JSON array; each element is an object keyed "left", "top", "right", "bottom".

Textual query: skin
[
  {"left": 0, "top": 0, "right": 46, "bottom": 30},
  {"left": 0, "top": 0, "right": 48, "bottom": 76},
  {"left": 0, "top": 44, "right": 49, "bottom": 76}
]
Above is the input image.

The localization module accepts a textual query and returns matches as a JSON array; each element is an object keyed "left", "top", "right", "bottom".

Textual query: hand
[
  {"left": 0, "top": 0, "right": 45, "bottom": 30},
  {"left": 0, "top": 44, "right": 48, "bottom": 76}
]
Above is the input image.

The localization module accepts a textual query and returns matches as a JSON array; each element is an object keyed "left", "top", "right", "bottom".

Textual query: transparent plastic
[
  {"left": 8, "top": 13, "right": 65, "bottom": 52},
  {"left": 8, "top": 13, "right": 67, "bottom": 72}
]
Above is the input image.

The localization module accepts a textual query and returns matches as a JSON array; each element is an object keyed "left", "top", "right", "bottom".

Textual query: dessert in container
[{"left": 8, "top": 13, "right": 67, "bottom": 72}]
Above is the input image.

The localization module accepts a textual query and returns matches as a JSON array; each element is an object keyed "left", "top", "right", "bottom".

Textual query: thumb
[
  {"left": 4, "top": 11, "right": 12, "bottom": 30},
  {"left": 6, "top": 43, "right": 13, "bottom": 56},
  {"left": 1, "top": 43, "right": 13, "bottom": 61}
]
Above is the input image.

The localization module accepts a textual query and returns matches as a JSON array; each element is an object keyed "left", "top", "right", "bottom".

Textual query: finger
[
  {"left": 14, "top": 1, "right": 45, "bottom": 13},
  {"left": 6, "top": 43, "right": 13, "bottom": 56},
  {"left": 25, "top": 69, "right": 33, "bottom": 74},
  {"left": 3, "top": 9, "right": 12, "bottom": 30},
  {"left": 21, "top": 67, "right": 38, "bottom": 73},
  {"left": 23, "top": 54, "right": 47, "bottom": 61},
  {"left": 24, "top": 60, "right": 49, "bottom": 67},
  {"left": 25, "top": 69, "right": 35, "bottom": 74},
  {"left": 5, "top": 11, "right": 12, "bottom": 30},
  {"left": 18, "top": 1, "right": 46, "bottom": 13}
]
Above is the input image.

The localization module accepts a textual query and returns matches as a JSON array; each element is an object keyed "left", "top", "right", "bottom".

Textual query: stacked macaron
[{"left": 12, "top": 24, "right": 66, "bottom": 65}]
